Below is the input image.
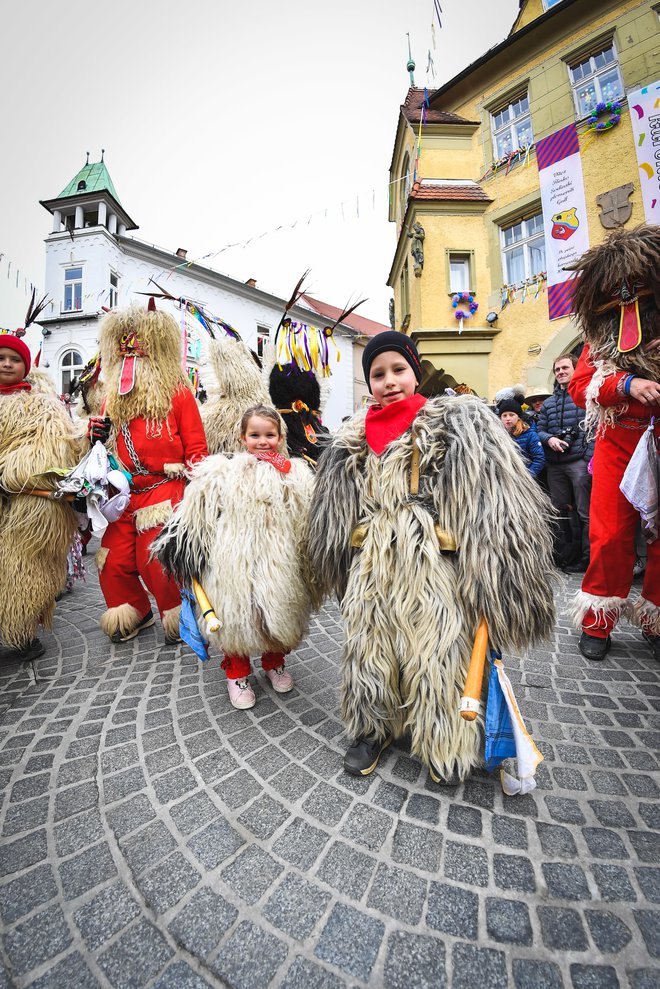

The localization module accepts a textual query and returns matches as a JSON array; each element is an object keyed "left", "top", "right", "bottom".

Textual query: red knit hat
[{"left": 0, "top": 334, "right": 31, "bottom": 374}]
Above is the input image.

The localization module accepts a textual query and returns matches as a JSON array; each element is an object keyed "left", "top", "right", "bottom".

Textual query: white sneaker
[
  {"left": 265, "top": 665, "right": 294, "bottom": 693},
  {"left": 227, "top": 677, "right": 256, "bottom": 710}
]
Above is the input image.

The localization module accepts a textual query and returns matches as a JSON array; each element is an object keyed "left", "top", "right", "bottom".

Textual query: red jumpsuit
[
  {"left": 569, "top": 345, "right": 660, "bottom": 637},
  {"left": 99, "top": 388, "right": 208, "bottom": 622}
]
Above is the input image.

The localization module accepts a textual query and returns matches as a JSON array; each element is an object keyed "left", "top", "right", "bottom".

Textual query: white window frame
[
  {"left": 400, "top": 152, "right": 412, "bottom": 218},
  {"left": 256, "top": 326, "right": 270, "bottom": 360},
  {"left": 448, "top": 252, "right": 472, "bottom": 293},
  {"left": 63, "top": 267, "right": 83, "bottom": 312},
  {"left": 491, "top": 94, "right": 533, "bottom": 160},
  {"left": 59, "top": 349, "right": 84, "bottom": 395},
  {"left": 568, "top": 42, "right": 624, "bottom": 119},
  {"left": 500, "top": 212, "right": 546, "bottom": 287},
  {"left": 109, "top": 270, "right": 119, "bottom": 308}
]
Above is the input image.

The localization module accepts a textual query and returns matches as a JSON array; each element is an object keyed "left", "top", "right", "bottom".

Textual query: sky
[{"left": 1, "top": 0, "right": 519, "bottom": 337}]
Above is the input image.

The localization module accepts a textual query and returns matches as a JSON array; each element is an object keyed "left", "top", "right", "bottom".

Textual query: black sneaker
[
  {"left": 0, "top": 638, "right": 46, "bottom": 665},
  {"left": 563, "top": 558, "right": 590, "bottom": 574},
  {"left": 344, "top": 735, "right": 391, "bottom": 776},
  {"left": 642, "top": 632, "right": 660, "bottom": 663},
  {"left": 579, "top": 631, "right": 611, "bottom": 661},
  {"left": 111, "top": 609, "right": 155, "bottom": 643}
]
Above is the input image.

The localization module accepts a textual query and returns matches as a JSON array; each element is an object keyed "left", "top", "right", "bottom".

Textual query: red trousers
[
  {"left": 582, "top": 421, "right": 660, "bottom": 637},
  {"left": 99, "top": 512, "right": 180, "bottom": 619},
  {"left": 221, "top": 652, "right": 286, "bottom": 679}
]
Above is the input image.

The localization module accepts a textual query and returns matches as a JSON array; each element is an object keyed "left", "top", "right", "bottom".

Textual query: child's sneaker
[
  {"left": 227, "top": 677, "right": 256, "bottom": 709},
  {"left": 265, "top": 665, "right": 294, "bottom": 693}
]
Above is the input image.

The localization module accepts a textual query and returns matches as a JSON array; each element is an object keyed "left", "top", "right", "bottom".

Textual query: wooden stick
[
  {"left": 460, "top": 618, "right": 489, "bottom": 721},
  {"left": 192, "top": 580, "right": 222, "bottom": 633}
]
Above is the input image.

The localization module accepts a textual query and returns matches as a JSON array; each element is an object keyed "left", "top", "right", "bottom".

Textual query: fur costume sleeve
[
  {"left": 306, "top": 416, "right": 364, "bottom": 606},
  {"left": 421, "top": 397, "right": 557, "bottom": 652},
  {"left": 151, "top": 453, "right": 230, "bottom": 586}
]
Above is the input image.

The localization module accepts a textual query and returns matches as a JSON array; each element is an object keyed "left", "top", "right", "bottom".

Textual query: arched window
[{"left": 60, "top": 349, "right": 84, "bottom": 396}]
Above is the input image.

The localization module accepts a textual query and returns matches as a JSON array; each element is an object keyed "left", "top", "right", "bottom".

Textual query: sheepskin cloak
[
  {"left": 307, "top": 395, "right": 556, "bottom": 780},
  {"left": 0, "top": 389, "right": 82, "bottom": 648},
  {"left": 154, "top": 452, "right": 314, "bottom": 655}
]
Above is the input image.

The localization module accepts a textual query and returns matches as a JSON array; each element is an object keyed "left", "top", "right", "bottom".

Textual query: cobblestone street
[{"left": 0, "top": 553, "right": 658, "bottom": 989}]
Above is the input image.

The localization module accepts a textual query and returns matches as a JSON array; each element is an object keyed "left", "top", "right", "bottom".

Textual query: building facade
[
  {"left": 38, "top": 159, "right": 386, "bottom": 428},
  {"left": 388, "top": 0, "right": 660, "bottom": 399}
]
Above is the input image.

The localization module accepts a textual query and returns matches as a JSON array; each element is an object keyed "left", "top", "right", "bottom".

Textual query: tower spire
[{"left": 406, "top": 33, "right": 416, "bottom": 87}]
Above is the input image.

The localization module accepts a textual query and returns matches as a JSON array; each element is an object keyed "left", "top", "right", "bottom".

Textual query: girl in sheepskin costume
[
  {"left": 94, "top": 301, "right": 208, "bottom": 644},
  {"left": 153, "top": 404, "right": 313, "bottom": 709},
  {"left": 0, "top": 332, "right": 83, "bottom": 662},
  {"left": 307, "top": 331, "right": 556, "bottom": 783}
]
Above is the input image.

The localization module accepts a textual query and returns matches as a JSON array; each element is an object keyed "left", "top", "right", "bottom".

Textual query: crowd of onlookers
[{"left": 494, "top": 353, "right": 645, "bottom": 580}]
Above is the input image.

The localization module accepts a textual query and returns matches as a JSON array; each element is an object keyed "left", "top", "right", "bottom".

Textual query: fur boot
[{"left": 100, "top": 603, "right": 142, "bottom": 639}]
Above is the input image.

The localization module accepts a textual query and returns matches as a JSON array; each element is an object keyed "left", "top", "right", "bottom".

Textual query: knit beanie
[
  {"left": 497, "top": 398, "right": 523, "bottom": 417},
  {"left": 0, "top": 334, "right": 31, "bottom": 375},
  {"left": 362, "top": 331, "right": 423, "bottom": 392}
]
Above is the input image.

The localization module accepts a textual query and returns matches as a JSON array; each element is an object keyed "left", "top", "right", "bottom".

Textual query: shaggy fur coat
[
  {"left": 307, "top": 395, "right": 556, "bottom": 780},
  {"left": 153, "top": 452, "right": 314, "bottom": 656},
  {"left": 0, "top": 387, "right": 82, "bottom": 647},
  {"left": 202, "top": 336, "right": 270, "bottom": 454}
]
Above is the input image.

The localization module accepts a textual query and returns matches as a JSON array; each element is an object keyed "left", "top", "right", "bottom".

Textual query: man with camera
[{"left": 537, "top": 354, "right": 593, "bottom": 573}]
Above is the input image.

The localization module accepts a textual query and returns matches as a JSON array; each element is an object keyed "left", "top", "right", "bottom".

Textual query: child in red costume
[
  {"left": 568, "top": 226, "right": 660, "bottom": 662},
  {"left": 93, "top": 302, "right": 208, "bottom": 643}
]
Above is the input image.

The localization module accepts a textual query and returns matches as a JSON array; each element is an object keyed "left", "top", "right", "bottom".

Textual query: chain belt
[{"left": 120, "top": 424, "right": 174, "bottom": 493}]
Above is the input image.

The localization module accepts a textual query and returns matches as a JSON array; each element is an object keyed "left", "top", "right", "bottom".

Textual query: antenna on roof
[
  {"left": 101, "top": 148, "right": 105, "bottom": 163},
  {"left": 406, "top": 33, "right": 416, "bottom": 87},
  {"left": 85, "top": 151, "right": 90, "bottom": 165}
]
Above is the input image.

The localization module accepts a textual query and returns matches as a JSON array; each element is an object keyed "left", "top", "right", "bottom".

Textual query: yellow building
[{"left": 388, "top": 0, "right": 660, "bottom": 399}]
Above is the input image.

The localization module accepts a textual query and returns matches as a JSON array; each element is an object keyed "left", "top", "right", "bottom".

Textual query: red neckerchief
[
  {"left": 365, "top": 393, "right": 426, "bottom": 455},
  {"left": 253, "top": 450, "right": 291, "bottom": 474},
  {"left": 0, "top": 381, "right": 31, "bottom": 394}
]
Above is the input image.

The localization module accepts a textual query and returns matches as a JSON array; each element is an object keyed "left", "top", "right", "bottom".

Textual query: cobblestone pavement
[{"left": 0, "top": 554, "right": 659, "bottom": 989}]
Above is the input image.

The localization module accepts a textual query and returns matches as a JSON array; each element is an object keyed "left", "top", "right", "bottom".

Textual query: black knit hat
[
  {"left": 497, "top": 398, "right": 524, "bottom": 417},
  {"left": 362, "top": 331, "right": 423, "bottom": 393}
]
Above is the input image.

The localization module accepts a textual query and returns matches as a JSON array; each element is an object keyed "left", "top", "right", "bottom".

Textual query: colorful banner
[
  {"left": 628, "top": 80, "right": 660, "bottom": 224},
  {"left": 536, "top": 124, "right": 589, "bottom": 321}
]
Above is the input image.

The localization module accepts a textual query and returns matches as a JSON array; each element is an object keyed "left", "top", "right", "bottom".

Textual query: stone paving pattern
[{"left": 0, "top": 552, "right": 658, "bottom": 989}]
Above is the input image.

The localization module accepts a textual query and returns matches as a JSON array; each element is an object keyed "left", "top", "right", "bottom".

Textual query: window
[
  {"left": 257, "top": 326, "right": 269, "bottom": 360},
  {"left": 501, "top": 213, "right": 546, "bottom": 285},
  {"left": 109, "top": 271, "right": 119, "bottom": 308},
  {"left": 63, "top": 267, "right": 83, "bottom": 311},
  {"left": 60, "top": 349, "right": 84, "bottom": 395},
  {"left": 542, "top": 0, "right": 564, "bottom": 9},
  {"left": 491, "top": 95, "right": 533, "bottom": 159},
  {"left": 400, "top": 152, "right": 412, "bottom": 218},
  {"left": 569, "top": 43, "right": 624, "bottom": 118},
  {"left": 448, "top": 252, "right": 472, "bottom": 293},
  {"left": 400, "top": 262, "right": 410, "bottom": 319}
]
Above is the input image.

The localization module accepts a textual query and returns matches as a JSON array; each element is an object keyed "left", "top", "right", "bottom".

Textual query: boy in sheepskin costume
[
  {"left": 307, "top": 331, "right": 556, "bottom": 782},
  {"left": 153, "top": 404, "right": 313, "bottom": 709},
  {"left": 0, "top": 328, "right": 83, "bottom": 662},
  {"left": 567, "top": 225, "right": 660, "bottom": 662},
  {"left": 93, "top": 300, "right": 208, "bottom": 643},
  {"left": 201, "top": 334, "right": 270, "bottom": 453}
]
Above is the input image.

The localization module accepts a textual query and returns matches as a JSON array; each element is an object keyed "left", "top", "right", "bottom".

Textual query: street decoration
[
  {"left": 481, "top": 144, "right": 532, "bottom": 181},
  {"left": 628, "top": 80, "right": 660, "bottom": 224},
  {"left": 451, "top": 292, "right": 478, "bottom": 332},
  {"left": 588, "top": 100, "right": 621, "bottom": 133},
  {"left": 499, "top": 273, "right": 546, "bottom": 312}
]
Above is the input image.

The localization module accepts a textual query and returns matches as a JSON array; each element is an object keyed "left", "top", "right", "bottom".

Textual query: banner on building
[
  {"left": 628, "top": 81, "right": 660, "bottom": 224},
  {"left": 536, "top": 124, "right": 589, "bottom": 321}
]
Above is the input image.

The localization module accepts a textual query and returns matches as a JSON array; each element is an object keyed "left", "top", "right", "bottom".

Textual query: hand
[
  {"left": 548, "top": 437, "right": 569, "bottom": 452},
  {"left": 87, "top": 415, "right": 112, "bottom": 444},
  {"left": 629, "top": 377, "right": 660, "bottom": 406}
]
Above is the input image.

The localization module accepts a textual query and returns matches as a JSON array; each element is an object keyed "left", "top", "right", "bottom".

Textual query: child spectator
[{"left": 496, "top": 396, "right": 545, "bottom": 478}]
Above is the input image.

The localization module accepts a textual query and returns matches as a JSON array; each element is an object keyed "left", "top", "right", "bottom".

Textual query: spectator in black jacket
[{"left": 537, "top": 354, "right": 593, "bottom": 573}]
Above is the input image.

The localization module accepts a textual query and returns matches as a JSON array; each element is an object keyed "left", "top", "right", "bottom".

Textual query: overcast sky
[{"left": 1, "top": 0, "right": 519, "bottom": 335}]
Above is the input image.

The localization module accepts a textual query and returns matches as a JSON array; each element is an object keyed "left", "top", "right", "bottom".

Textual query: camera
[{"left": 554, "top": 426, "right": 579, "bottom": 448}]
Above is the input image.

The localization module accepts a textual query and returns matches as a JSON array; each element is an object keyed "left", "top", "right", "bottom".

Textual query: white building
[{"left": 38, "top": 156, "right": 386, "bottom": 428}]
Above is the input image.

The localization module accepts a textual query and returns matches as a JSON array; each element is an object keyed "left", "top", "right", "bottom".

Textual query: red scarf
[
  {"left": 365, "top": 393, "right": 426, "bottom": 455},
  {"left": 0, "top": 381, "right": 31, "bottom": 395},
  {"left": 253, "top": 450, "right": 291, "bottom": 474}
]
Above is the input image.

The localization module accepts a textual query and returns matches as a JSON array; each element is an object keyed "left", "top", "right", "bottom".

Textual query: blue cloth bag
[
  {"left": 484, "top": 649, "right": 516, "bottom": 771},
  {"left": 179, "top": 589, "right": 209, "bottom": 663}
]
